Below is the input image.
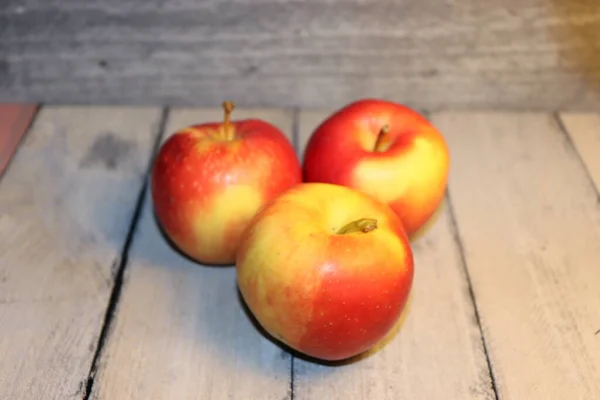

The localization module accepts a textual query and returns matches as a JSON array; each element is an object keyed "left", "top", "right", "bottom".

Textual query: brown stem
[
  {"left": 222, "top": 101, "right": 236, "bottom": 140},
  {"left": 337, "top": 218, "right": 378, "bottom": 235},
  {"left": 373, "top": 124, "right": 390, "bottom": 152}
]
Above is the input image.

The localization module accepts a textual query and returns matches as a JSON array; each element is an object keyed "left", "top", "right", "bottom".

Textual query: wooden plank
[
  {"left": 434, "top": 111, "right": 600, "bottom": 399},
  {"left": 293, "top": 111, "right": 494, "bottom": 400},
  {"left": 1, "top": 0, "right": 600, "bottom": 110},
  {"left": 558, "top": 112, "right": 600, "bottom": 192},
  {"left": 90, "top": 108, "right": 295, "bottom": 400},
  {"left": 0, "top": 104, "right": 38, "bottom": 177},
  {"left": 0, "top": 106, "right": 163, "bottom": 399}
]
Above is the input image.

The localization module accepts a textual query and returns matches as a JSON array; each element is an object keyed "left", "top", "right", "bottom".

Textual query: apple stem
[
  {"left": 337, "top": 218, "right": 378, "bottom": 235},
  {"left": 222, "top": 101, "right": 236, "bottom": 140},
  {"left": 373, "top": 125, "right": 390, "bottom": 152}
]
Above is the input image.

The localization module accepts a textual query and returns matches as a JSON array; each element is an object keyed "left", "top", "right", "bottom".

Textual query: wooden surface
[
  {"left": 0, "top": 104, "right": 38, "bottom": 178},
  {"left": 437, "top": 112, "right": 600, "bottom": 399},
  {"left": 0, "top": 106, "right": 163, "bottom": 399},
  {"left": 1, "top": 106, "right": 600, "bottom": 399},
  {"left": 2, "top": 0, "right": 600, "bottom": 110}
]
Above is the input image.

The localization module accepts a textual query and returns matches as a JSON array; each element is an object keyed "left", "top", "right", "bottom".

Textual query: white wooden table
[{"left": 1, "top": 105, "right": 599, "bottom": 400}]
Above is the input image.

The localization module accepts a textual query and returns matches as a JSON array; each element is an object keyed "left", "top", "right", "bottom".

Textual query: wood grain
[
  {"left": 0, "top": 104, "right": 38, "bottom": 177},
  {"left": 435, "top": 111, "right": 600, "bottom": 399},
  {"left": 90, "top": 108, "right": 295, "bottom": 400},
  {"left": 292, "top": 111, "right": 494, "bottom": 400},
  {"left": 558, "top": 112, "right": 600, "bottom": 192},
  {"left": 0, "top": 106, "right": 163, "bottom": 399},
  {"left": 1, "top": 0, "right": 600, "bottom": 110}
]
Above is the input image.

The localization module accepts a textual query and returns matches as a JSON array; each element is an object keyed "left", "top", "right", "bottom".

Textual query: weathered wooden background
[{"left": 2, "top": 0, "right": 600, "bottom": 110}]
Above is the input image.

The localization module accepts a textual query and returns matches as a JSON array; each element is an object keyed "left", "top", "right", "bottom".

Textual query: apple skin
[
  {"left": 302, "top": 98, "right": 450, "bottom": 237},
  {"left": 236, "top": 182, "right": 414, "bottom": 361},
  {"left": 151, "top": 102, "right": 302, "bottom": 265}
]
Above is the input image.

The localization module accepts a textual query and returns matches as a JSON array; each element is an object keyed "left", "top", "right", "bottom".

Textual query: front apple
[
  {"left": 236, "top": 182, "right": 414, "bottom": 361},
  {"left": 151, "top": 102, "right": 302, "bottom": 265},
  {"left": 302, "top": 98, "right": 450, "bottom": 237}
]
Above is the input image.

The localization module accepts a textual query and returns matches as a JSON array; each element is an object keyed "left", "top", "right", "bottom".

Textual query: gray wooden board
[
  {"left": 0, "top": 106, "right": 163, "bottom": 399},
  {"left": 436, "top": 111, "right": 600, "bottom": 399},
  {"left": 2, "top": 0, "right": 600, "bottom": 110},
  {"left": 292, "top": 111, "right": 494, "bottom": 400},
  {"left": 90, "top": 108, "right": 295, "bottom": 400}
]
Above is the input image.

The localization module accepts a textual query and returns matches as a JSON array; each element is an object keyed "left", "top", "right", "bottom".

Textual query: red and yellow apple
[
  {"left": 302, "top": 98, "right": 450, "bottom": 237},
  {"left": 236, "top": 182, "right": 414, "bottom": 361},
  {"left": 151, "top": 101, "right": 302, "bottom": 265}
]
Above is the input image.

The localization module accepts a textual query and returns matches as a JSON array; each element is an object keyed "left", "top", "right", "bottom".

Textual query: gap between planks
[
  {"left": 438, "top": 111, "right": 600, "bottom": 399},
  {"left": 83, "top": 108, "right": 170, "bottom": 399},
  {"left": 445, "top": 191, "right": 499, "bottom": 400},
  {"left": 556, "top": 112, "right": 600, "bottom": 203}
]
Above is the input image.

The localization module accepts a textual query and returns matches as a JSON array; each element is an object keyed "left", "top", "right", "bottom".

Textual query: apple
[
  {"left": 236, "top": 182, "right": 414, "bottom": 361},
  {"left": 302, "top": 98, "right": 450, "bottom": 237},
  {"left": 151, "top": 101, "right": 302, "bottom": 265}
]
